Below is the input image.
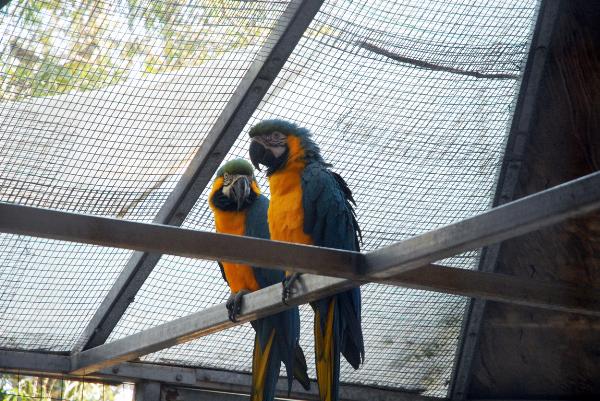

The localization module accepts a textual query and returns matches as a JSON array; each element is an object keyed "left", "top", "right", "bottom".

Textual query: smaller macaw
[{"left": 208, "top": 159, "right": 310, "bottom": 401}]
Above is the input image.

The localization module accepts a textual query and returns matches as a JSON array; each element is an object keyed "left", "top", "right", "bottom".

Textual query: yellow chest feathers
[
  {"left": 209, "top": 177, "right": 248, "bottom": 235},
  {"left": 208, "top": 178, "right": 259, "bottom": 293},
  {"left": 268, "top": 135, "right": 313, "bottom": 246}
]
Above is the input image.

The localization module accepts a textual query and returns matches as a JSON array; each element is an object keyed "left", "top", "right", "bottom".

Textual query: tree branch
[{"left": 357, "top": 41, "right": 519, "bottom": 80}]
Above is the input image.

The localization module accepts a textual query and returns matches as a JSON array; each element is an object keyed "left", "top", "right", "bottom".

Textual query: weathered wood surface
[{"left": 469, "top": 1, "right": 600, "bottom": 398}]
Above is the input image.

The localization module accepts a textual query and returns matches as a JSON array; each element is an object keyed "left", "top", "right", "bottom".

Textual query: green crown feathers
[{"left": 216, "top": 158, "right": 256, "bottom": 178}]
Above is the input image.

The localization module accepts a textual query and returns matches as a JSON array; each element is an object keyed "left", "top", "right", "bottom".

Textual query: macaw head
[
  {"left": 248, "top": 119, "right": 325, "bottom": 174},
  {"left": 210, "top": 159, "right": 260, "bottom": 211}
]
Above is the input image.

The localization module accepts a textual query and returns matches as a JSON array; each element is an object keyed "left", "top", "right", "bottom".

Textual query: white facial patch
[{"left": 268, "top": 144, "right": 286, "bottom": 158}]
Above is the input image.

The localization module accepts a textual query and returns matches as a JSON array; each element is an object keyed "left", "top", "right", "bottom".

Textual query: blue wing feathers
[
  {"left": 245, "top": 194, "right": 270, "bottom": 239},
  {"left": 301, "top": 163, "right": 365, "bottom": 372},
  {"left": 302, "top": 164, "right": 360, "bottom": 251}
]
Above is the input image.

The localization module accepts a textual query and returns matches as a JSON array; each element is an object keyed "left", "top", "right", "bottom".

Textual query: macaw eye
[
  {"left": 223, "top": 172, "right": 232, "bottom": 186},
  {"left": 266, "top": 131, "right": 286, "bottom": 146}
]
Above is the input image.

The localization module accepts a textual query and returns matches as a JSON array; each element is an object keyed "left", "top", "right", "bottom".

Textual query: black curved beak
[
  {"left": 249, "top": 140, "right": 265, "bottom": 171},
  {"left": 230, "top": 176, "right": 251, "bottom": 211}
]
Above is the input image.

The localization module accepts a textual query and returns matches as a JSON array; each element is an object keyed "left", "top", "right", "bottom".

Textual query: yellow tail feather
[
  {"left": 251, "top": 329, "right": 276, "bottom": 401},
  {"left": 315, "top": 299, "right": 336, "bottom": 401}
]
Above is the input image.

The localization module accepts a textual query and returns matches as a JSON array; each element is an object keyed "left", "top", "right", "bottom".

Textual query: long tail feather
[
  {"left": 293, "top": 344, "right": 311, "bottom": 391},
  {"left": 314, "top": 298, "right": 339, "bottom": 401},
  {"left": 339, "top": 291, "right": 364, "bottom": 368},
  {"left": 251, "top": 329, "right": 277, "bottom": 401}
]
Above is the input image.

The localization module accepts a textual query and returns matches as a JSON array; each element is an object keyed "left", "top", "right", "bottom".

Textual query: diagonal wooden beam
[
  {"left": 69, "top": 265, "right": 600, "bottom": 375},
  {"left": 70, "top": 275, "right": 353, "bottom": 374},
  {"left": 364, "top": 170, "right": 600, "bottom": 278},
  {"left": 74, "top": 0, "right": 325, "bottom": 352}
]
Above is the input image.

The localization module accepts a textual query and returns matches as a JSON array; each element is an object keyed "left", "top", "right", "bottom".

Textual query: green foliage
[
  {"left": 0, "top": 0, "right": 295, "bottom": 101},
  {"left": 0, "top": 374, "right": 132, "bottom": 401}
]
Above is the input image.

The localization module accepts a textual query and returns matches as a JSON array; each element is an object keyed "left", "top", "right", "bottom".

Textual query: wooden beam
[
  {"left": 69, "top": 266, "right": 600, "bottom": 375},
  {"left": 135, "top": 382, "right": 160, "bottom": 401},
  {"left": 0, "top": 201, "right": 359, "bottom": 278},
  {"left": 387, "top": 265, "right": 600, "bottom": 317},
  {"left": 0, "top": 350, "right": 439, "bottom": 401},
  {"left": 70, "top": 275, "right": 354, "bottom": 374}
]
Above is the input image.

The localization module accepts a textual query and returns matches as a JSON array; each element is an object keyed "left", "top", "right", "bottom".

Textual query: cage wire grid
[
  {"left": 0, "top": 0, "right": 541, "bottom": 398},
  {"left": 106, "top": 0, "right": 540, "bottom": 397},
  {"left": 0, "top": 0, "right": 289, "bottom": 350}
]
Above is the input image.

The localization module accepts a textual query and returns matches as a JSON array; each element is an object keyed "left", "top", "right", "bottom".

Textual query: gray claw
[
  {"left": 226, "top": 293, "right": 236, "bottom": 322},
  {"left": 227, "top": 290, "right": 249, "bottom": 322},
  {"left": 282, "top": 273, "right": 301, "bottom": 305}
]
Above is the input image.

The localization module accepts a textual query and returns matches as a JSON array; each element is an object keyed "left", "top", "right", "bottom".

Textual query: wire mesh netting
[
  {"left": 108, "top": 0, "right": 540, "bottom": 397},
  {"left": 0, "top": 0, "right": 290, "bottom": 350}
]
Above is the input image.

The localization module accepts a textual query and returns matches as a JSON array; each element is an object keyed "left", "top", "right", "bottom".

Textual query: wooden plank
[
  {"left": 70, "top": 275, "right": 354, "bottom": 375},
  {"left": 69, "top": 264, "right": 600, "bottom": 374}
]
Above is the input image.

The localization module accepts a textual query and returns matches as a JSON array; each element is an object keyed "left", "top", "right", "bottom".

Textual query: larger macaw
[
  {"left": 248, "top": 120, "right": 364, "bottom": 401},
  {"left": 208, "top": 159, "right": 310, "bottom": 401}
]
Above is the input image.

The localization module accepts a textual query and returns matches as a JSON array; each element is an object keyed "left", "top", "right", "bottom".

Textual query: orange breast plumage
[
  {"left": 267, "top": 135, "right": 313, "bottom": 246},
  {"left": 209, "top": 177, "right": 260, "bottom": 293}
]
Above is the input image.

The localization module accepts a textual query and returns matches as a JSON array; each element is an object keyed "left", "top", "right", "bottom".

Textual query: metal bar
[
  {"left": 364, "top": 170, "right": 600, "bottom": 278},
  {"left": 449, "top": 1, "right": 562, "bottom": 399},
  {"left": 0, "top": 350, "right": 440, "bottom": 401},
  {"left": 75, "top": 0, "right": 325, "bottom": 352}
]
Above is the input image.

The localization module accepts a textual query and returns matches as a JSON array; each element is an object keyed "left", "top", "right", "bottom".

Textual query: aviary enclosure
[{"left": 1, "top": 0, "right": 599, "bottom": 400}]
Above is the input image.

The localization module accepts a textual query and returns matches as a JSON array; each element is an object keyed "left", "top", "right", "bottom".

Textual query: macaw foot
[
  {"left": 226, "top": 290, "right": 249, "bottom": 322},
  {"left": 282, "top": 273, "right": 302, "bottom": 305}
]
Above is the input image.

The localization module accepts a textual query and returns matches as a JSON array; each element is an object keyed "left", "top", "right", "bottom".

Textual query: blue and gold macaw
[
  {"left": 208, "top": 159, "right": 310, "bottom": 401},
  {"left": 248, "top": 121, "right": 365, "bottom": 401}
]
